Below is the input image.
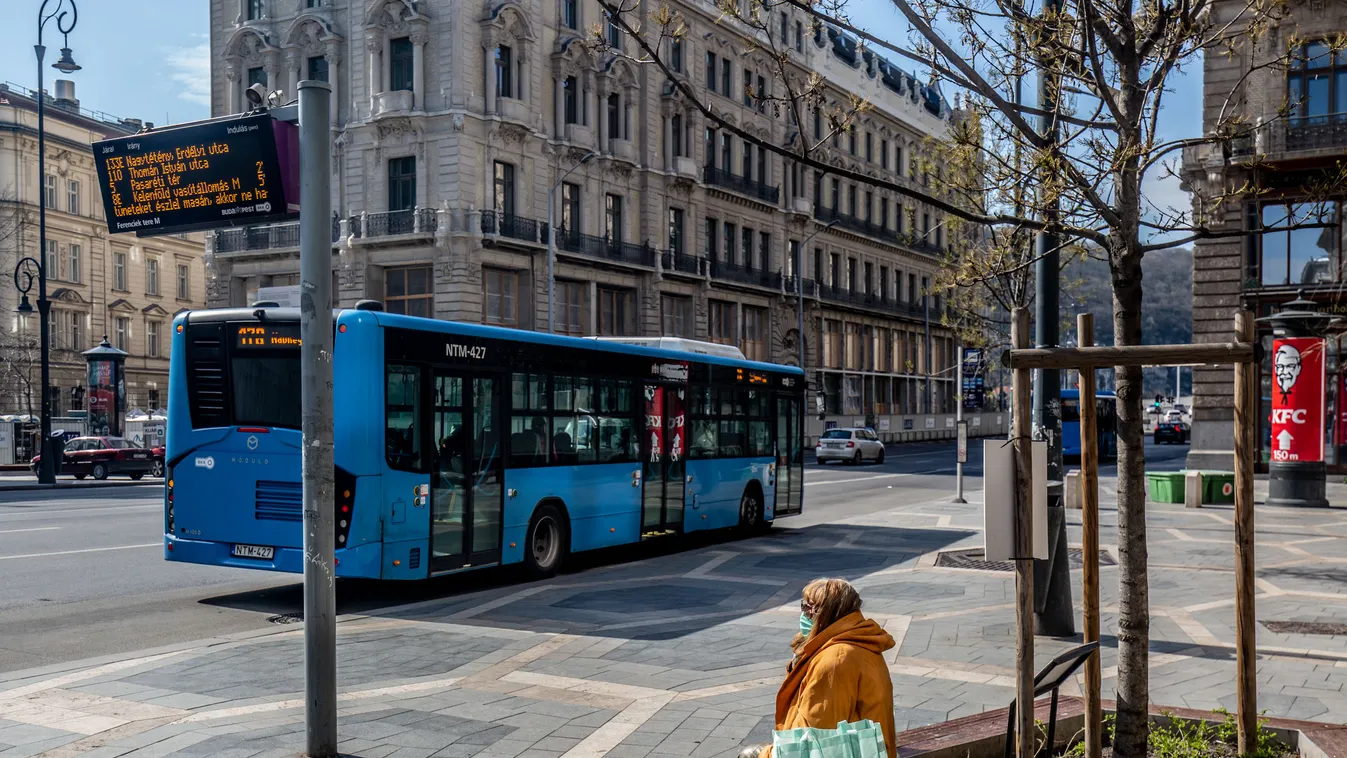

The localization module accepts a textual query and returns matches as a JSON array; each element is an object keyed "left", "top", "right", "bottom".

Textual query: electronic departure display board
[
  {"left": 235, "top": 324, "right": 302, "bottom": 349},
  {"left": 93, "top": 114, "right": 299, "bottom": 238}
]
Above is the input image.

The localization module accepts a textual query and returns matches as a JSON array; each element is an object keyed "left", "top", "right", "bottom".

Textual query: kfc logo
[{"left": 1274, "top": 343, "right": 1302, "bottom": 401}]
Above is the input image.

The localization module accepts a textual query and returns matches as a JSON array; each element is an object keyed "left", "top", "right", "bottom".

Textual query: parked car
[
  {"left": 1154, "top": 421, "right": 1190, "bottom": 445},
  {"left": 30, "top": 436, "right": 156, "bottom": 480},
  {"left": 150, "top": 445, "right": 165, "bottom": 478},
  {"left": 815, "top": 428, "right": 886, "bottom": 465}
]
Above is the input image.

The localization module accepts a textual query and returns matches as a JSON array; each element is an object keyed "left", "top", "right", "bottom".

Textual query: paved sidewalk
[
  {"left": 0, "top": 473, "right": 161, "bottom": 492},
  {"left": 0, "top": 491, "right": 1344, "bottom": 758}
]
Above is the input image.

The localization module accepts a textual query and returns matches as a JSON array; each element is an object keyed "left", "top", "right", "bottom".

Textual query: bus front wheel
[
  {"left": 738, "top": 486, "right": 768, "bottom": 534},
  {"left": 524, "top": 504, "right": 569, "bottom": 578}
]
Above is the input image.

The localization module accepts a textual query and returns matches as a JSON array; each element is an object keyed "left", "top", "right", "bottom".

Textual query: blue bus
[
  {"left": 1061, "top": 388, "right": 1118, "bottom": 462},
  {"left": 164, "top": 305, "right": 806, "bottom": 580}
]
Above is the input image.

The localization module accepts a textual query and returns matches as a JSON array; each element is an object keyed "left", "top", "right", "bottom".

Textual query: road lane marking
[
  {"left": 804, "top": 470, "right": 947, "bottom": 487},
  {"left": 0, "top": 504, "right": 159, "bottom": 519},
  {"left": 0, "top": 526, "right": 60, "bottom": 534},
  {"left": 0, "top": 543, "right": 159, "bottom": 561}
]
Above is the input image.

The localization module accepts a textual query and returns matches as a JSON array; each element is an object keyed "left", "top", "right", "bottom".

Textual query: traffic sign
[
  {"left": 93, "top": 114, "right": 299, "bottom": 237},
  {"left": 1270, "top": 337, "right": 1325, "bottom": 463}
]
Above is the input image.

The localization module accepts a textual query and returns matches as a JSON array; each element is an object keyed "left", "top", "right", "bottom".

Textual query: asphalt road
[{"left": 0, "top": 436, "right": 1191, "bottom": 674}]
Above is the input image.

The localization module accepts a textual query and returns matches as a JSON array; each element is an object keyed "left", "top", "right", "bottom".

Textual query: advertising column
[
  {"left": 83, "top": 336, "right": 129, "bottom": 438},
  {"left": 1259, "top": 293, "right": 1334, "bottom": 508}
]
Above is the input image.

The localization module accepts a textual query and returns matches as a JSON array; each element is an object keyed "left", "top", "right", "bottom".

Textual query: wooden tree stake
[
  {"left": 1078, "top": 313, "right": 1102, "bottom": 758},
  {"left": 1233, "top": 311, "right": 1258, "bottom": 754},
  {"left": 1011, "top": 308, "right": 1035, "bottom": 758}
]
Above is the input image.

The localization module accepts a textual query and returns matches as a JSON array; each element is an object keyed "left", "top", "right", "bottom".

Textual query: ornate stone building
[
  {"left": 1182, "top": 1, "right": 1346, "bottom": 471},
  {"left": 0, "top": 81, "right": 208, "bottom": 421},
  {"left": 206, "top": 0, "right": 988, "bottom": 439}
]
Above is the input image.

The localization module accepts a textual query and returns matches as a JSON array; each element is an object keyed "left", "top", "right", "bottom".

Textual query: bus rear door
[{"left": 641, "top": 382, "right": 686, "bottom": 536}]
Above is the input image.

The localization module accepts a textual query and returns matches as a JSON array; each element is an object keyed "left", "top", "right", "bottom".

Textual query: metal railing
[
  {"left": 554, "top": 229, "right": 657, "bottom": 267},
  {"left": 215, "top": 216, "right": 343, "bottom": 253},
  {"left": 1285, "top": 113, "right": 1347, "bottom": 152},
  {"left": 709, "top": 258, "right": 781, "bottom": 289},
  {"left": 661, "top": 249, "right": 705, "bottom": 275},
  {"left": 366, "top": 209, "right": 413, "bottom": 236},
  {"left": 703, "top": 166, "right": 781, "bottom": 204},
  {"left": 814, "top": 206, "right": 943, "bottom": 254},
  {"left": 815, "top": 283, "right": 934, "bottom": 319},
  {"left": 482, "top": 210, "right": 544, "bottom": 243}
]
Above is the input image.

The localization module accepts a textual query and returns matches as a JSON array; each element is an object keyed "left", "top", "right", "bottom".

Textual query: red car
[{"left": 30, "top": 436, "right": 157, "bottom": 480}]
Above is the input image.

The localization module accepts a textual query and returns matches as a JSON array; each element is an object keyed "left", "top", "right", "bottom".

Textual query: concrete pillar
[
  {"left": 411, "top": 31, "right": 427, "bottom": 110},
  {"left": 485, "top": 45, "right": 498, "bottom": 116},
  {"left": 367, "top": 37, "right": 382, "bottom": 112}
]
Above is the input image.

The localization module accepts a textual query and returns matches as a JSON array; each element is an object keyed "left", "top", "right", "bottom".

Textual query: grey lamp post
[
  {"left": 23, "top": 0, "right": 80, "bottom": 483},
  {"left": 547, "top": 151, "right": 596, "bottom": 334}
]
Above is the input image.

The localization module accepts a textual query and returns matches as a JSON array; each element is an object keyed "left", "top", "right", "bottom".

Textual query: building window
[
  {"left": 795, "top": 20, "right": 803, "bottom": 52},
  {"left": 881, "top": 198, "right": 890, "bottom": 230},
  {"left": 307, "top": 55, "right": 329, "bottom": 83},
  {"left": 724, "top": 222, "right": 737, "bottom": 265},
  {"left": 67, "top": 180, "right": 79, "bottom": 214},
  {"left": 759, "top": 231, "right": 770, "bottom": 271},
  {"left": 390, "top": 37, "right": 414, "bottom": 92},
  {"left": 741, "top": 139, "right": 752, "bottom": 179},
  {"left": 669, "top": 207, "right": 684, "bottom": 255},
  {"left": 556, "top": 281, "right": 586, "bottom": 335},
  {"left": 705, "top": 52, "right": 717, "bottom": 91},
  {"left": 69, "top": 311, "right": 83, "bottom": 352},
  {"left": 146, "top": 258, "right": 160, "bottom": 295},
  {"left": 788, "top": 239, "right": 800, "bottom": 279},
  {"left": 671, "top": 113, "right": 684, "bottom": 157},
  {"left": 721, "top": 58, "right": 732, "bottom": 97},
  {"left": 68, "top": 243, "right": 81, "bottom": 284},
  {"left": 607, "top": 93, "right": 622, "bottom": 140},
  {"left": 670, "top": 38, "right": 683, "bottom": 73},
  {"left": 563, "top": 76, "right": 579, "bottom": 124},
  {"left": 45, "top": 240, "right": 60, "bottom": 280},
  {"left": 742, "top": 306, "right": 767, "bottom": 361},
  {"left": 829, "top": 252, "right": 840, "bottom": 288},
  {"left": 880, "top": 139, "right": 889, "bottom": 170},
  {"left": 148, "top": 389, "right": 160, "bottom": 409},
  {"left": 483, "top": 268, "right": 520, "bottom": 327},
  {"left": 864, "top": 191, "right": 873, "bottom": 221},
  {"left": 177, "top": 264, "right": 190, "bottom": 299},
  {"left": 496, "top": 45, "right": 515, "bottom": 99},
  {"left": 385, "top": 266, "right": 433, "bottom": 317},
  {"left": 741, "top": 227, "right": 753, "bottom": 268},
  {"left": 148, "top": 321, "right": 161, "bottom": 358},
  {"left": 865, "top": 132, "right": 873, "bottom": 162},
  {"left": 845, "top": 323, "right": 863, "bottom": 370},
  {"left": 598, "top": 287, "right": 633, "bottom": 336},
  {"left": 848, "top": 127, "right": 856, "bottom": 155},
  {"left": 388, "top": 156, "right": 416, "bottom": 211},
  {"left": 743, "top": 67, "right": 754, "bottom": 106},
  {"left": 721, "top": 133, "right": 732, "bottom": 174},
  {"left": 709, "top": 301, "right": 735, "bottom": 345},
  {"left": 823, "top": 319, "right": 841, "bottom": 368},
  {"left": 247, "top": 67, "right": 267, "bottom": 89},
  {"left": 706, "top": 217, "right": 719, "bottom": 259},
  {"left": 605, "top": 194, "right": 623, "bottom": 243},
  {"left": 1256, "top": 201, "right": 1340, "bottom": 286},
  {"left": 44, "top": 175, "right": 57, "bottom": 208},
  {"left": 494, "top": 161, "right": 515, "bottom": 216},
  {"left": 563, "top": 0, "right": 577, "bottom": 28},
  {"left": 756, "top": 74, "right": 767, "bottom": 113},
  {"left": 848, "top": 185, "right": 857, "bottom": 216},
  {"left": 114, "top": 252, "right": 127, "bottom": 291},
  {"left": 561, "top": 182, "right": 580, "bottom": 234},
  {"left": 247, "top": 0, "right": 264, "bottom": 19},
  {"left": 846, "top": 258, "right": 856, "bottom": 293},
  {"left": 1287, "top": 41, "right": 1346, "bottom": 123},
  {"left": 115, "top": 317, "right": 130, "bottom": 352},
  {"left": 661, "top": 294, "right": 692, "bottom": 337}
]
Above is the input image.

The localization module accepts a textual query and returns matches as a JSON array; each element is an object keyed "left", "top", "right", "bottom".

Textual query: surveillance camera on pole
[{"left": 245, "top": 83, "right": 268, "bottom": 111}]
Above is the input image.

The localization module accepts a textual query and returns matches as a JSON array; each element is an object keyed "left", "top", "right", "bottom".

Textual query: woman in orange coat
[{"left": 743, "top": 578, "right": 897, "bottom": 758}]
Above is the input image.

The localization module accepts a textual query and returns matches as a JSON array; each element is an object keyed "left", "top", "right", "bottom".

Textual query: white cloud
[{"left": 165, "top": 42, "right": 211, "bottom": 108}]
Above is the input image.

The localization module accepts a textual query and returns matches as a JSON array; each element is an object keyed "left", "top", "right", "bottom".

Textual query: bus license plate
[{"left": 231, "top": 544, "right": 274, "bottom": 560}]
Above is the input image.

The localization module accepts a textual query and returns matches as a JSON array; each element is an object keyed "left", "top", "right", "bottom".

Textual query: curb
[{"left": 0, "top": 479, "right": 162, "bottom": 493}]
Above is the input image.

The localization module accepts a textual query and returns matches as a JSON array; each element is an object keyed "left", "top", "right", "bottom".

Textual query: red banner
[
  {"left": 645, "top": 387, "right": 664, "bottom": 463},
  {"left": 1270, "top": 337, "right": 1326, "bottom": 463}
]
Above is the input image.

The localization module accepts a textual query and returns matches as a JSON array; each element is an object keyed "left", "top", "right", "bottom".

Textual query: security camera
[
  {"left": 266, "top": 89, "right": 284, "bottom": 108},
  {"left": 245, "top": 83, "right": 267, "bottom": 107}
]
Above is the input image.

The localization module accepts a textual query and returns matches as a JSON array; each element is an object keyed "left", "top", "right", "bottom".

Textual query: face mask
[{"left": 799, "top": 612, "right": 814, "bottom": 636}]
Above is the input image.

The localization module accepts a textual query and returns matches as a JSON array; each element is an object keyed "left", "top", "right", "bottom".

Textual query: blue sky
[{"left": 1, "top": 0, "right": 1199, "bottom": 225}]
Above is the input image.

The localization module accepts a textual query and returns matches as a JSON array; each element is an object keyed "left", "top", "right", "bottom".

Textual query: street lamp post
[
  {"left": 546, "top": 151, "right": 596, "bottom": 334},
  {"left": 19, "top": 0, "right": 80, "bottom": 484}
]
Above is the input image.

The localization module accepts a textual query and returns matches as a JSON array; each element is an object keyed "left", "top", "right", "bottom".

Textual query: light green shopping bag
[{"left": 772, "top": 721, "right": 875, "bottom": 758}]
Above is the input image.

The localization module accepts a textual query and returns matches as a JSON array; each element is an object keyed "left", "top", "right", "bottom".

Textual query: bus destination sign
[
  {"left": 93, "top": 114, "right": 298, "bottom": 237},
  {"left": 235, "top": 324, "right": 302, "bottom": 349}
]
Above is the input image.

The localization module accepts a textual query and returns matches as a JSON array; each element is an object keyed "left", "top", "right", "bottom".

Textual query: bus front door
[
  {"left": 428, "top": 371, "right": 503, "bottom": 573},
  {"left": 641, "top": 384, "right": 686, "bottom": 536},
  {"left": 775, "top": 395, "right": 804, "bottom": 516}
]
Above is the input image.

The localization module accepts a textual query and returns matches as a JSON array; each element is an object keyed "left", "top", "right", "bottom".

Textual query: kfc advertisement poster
[{"left": 1270, "top": 337, "right": 1325, "bottom": 463}]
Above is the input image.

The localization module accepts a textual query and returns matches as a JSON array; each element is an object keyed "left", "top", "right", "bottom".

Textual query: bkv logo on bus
[{"left": 195, "top": 456, "right": 215, "bottom": 470}]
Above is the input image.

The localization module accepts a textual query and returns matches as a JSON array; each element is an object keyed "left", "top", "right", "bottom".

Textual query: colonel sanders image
[{"left": 1274, "top": 343, "right": 1302, "bottom": 403}]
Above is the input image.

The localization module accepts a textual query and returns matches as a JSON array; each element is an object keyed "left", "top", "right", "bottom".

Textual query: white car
[{"left": 815, "top": 428, "right": 886, "bottom": 465}]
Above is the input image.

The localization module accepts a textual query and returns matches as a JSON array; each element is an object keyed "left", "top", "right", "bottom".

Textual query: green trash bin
[
  {"left": 1146, "top": 471, "right": 1186, "bottom": 503},
  {"left": 1201, "top": 471, "right": 1236, "bottom": 504}
]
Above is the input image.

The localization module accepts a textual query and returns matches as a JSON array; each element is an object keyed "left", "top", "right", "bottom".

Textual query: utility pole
[
  {"left": 954, "top": 346, "right": 966, "bottom": 503},
  {"left": 1032, "top": 0, "right": 1075, "bottom": 637},
  {"left": 298, "top": 79, "right": 337, "bottom": 758}
]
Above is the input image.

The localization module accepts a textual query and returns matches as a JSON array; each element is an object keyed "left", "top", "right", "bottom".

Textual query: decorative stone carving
[
  {"left": 491, "top": 123, "right": 530, "bottom": 145},
  {"left": 376, "top": 117, "right": 417, "bottom": 139}
]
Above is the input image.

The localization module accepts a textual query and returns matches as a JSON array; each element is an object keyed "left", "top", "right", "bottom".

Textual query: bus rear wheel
[{"left": 524, "top": 504, "right": 568, "bottom": 578}]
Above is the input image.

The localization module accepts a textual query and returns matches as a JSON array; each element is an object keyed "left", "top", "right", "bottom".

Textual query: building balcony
[
  {"left": 553, "top": 229, "right": 657, "bottom": 267},
  {"left": 373, "top": 90, "right": 415, "bottom": 117},
  {"left": 1283, "top": 114, "right": 1347, "bottom": 154},
  {"left": 709, "top": 258, "right": 781, "bottom": 289},
  {"left": 660, "top": 249, "right": 706, "bottom": 276},
  {"left": 790, "top": 197, "right": 813, "bottom": 217},
  {"left": 815, "top": 282, "right": 933, "bottom": 320},
  {"left": 365, "top": 208, "right": 438, "bottom": 238},
  {"left": 673, "top": 156, "right": 699, "bottom": 180},
  {"left": 564, "top": 123, "right": 594, "bottom": 146},
  {"left": 497, "top": 97, "right": 531, "bottom": 124},
  {"left": 214, "top": 216, "right": 343, "bottom": 254},
  {"left": 813, "top": 206, "right": 943, "bottom": 255},
  {"left": 702, "top": 166, "right": 780, "bottom": 205},
  {"left": 607, "top": 138, "right": 638, "bottom": 163},
  {"left": 482, "top": 210, "right": 545, "bottom": 245}
]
